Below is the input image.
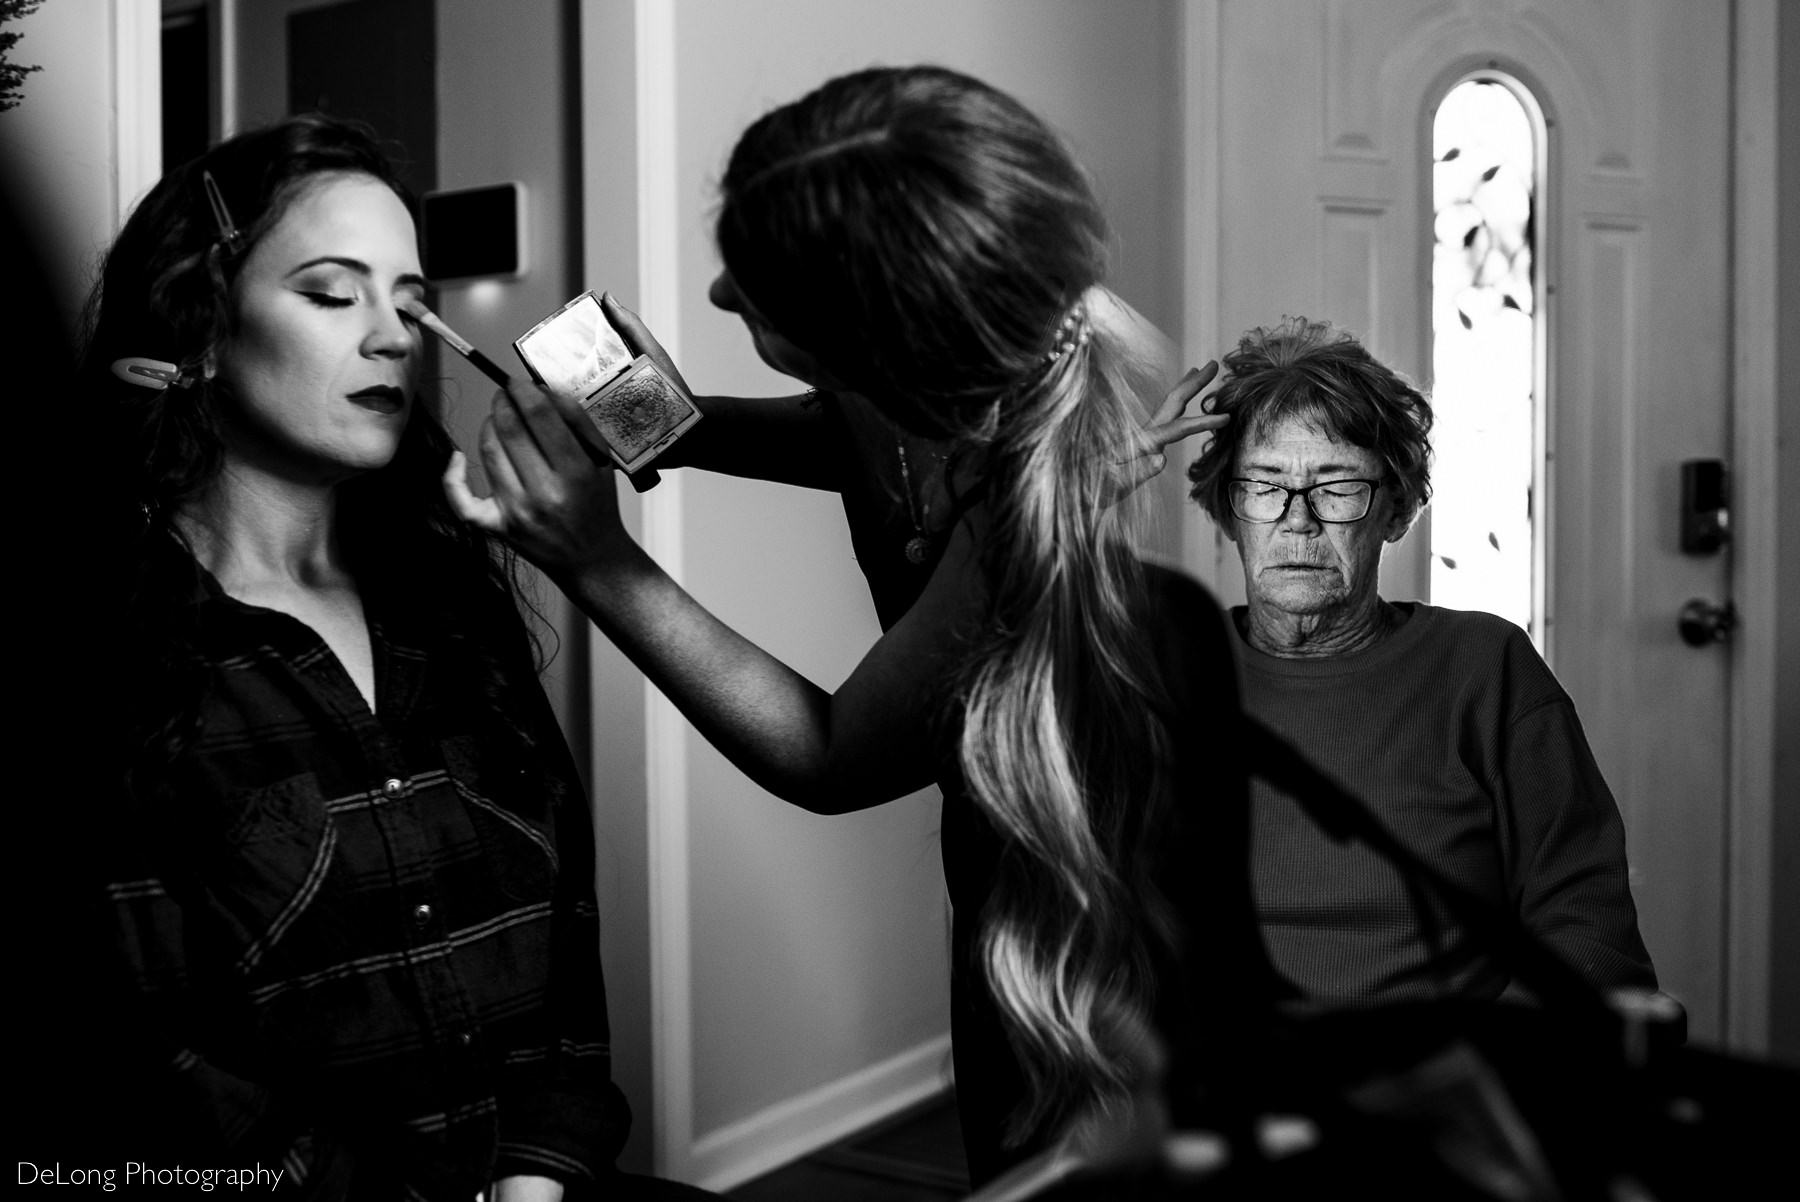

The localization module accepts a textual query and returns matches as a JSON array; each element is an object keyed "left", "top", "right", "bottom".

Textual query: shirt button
[
  {"left": 382, "top": 778, "right": 404, "bottom": 799},
  {"left": 412, "top": 903, "right": 432, "bottom": 926}
]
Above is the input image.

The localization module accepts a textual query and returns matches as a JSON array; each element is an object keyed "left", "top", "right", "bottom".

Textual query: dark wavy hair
[
  {"left": 717, "top": 64, "right": 1111, "bottom": 439},
  {"left": 1187, "top": 317, "right": 1435, "bottom": 527},
  {"left": 81, "top": 114, "right": 538, "bottom": 798},
  {"left": 720, "top": 66, "right": 1180, "bottom": 1143}
]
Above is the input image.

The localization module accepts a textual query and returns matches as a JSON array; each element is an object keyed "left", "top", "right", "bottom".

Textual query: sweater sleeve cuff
[{"left": 494, "top": 1085, "right": 631, "bottom": 1189}]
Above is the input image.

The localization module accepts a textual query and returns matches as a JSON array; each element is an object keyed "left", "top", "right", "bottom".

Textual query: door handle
[{"left": 1678, "top": 599, "right": 1737, "bottom": 646}]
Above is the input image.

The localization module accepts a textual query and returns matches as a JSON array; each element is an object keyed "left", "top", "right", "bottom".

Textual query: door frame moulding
[
  {"left": 1179, "top": 0, "right": 1228, "bottom": 594},
  {"left": 626, "top": 0, "right": 698, "bottom": 1181},
  {"left": 114, "top": 0, "right": 162, "bottom": 225},
  {"left": 214, "top": 0, "right": 239, "bottom": 139},
  {"left": 1725, "top": 0, "right": 1778, "bottom": 1057}
]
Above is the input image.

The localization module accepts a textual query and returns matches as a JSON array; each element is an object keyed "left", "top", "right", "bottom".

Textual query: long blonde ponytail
[{"left": 958, "top": 313, "right": 1177, "bottom": 1140}]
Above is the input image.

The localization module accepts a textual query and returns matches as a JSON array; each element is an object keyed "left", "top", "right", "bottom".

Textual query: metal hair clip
[
  {"left": 202, "top": 170, "right": 244, "bottom": 256},
  {"left": 111, "top": 357, "right": 195, "bottom": 391}
]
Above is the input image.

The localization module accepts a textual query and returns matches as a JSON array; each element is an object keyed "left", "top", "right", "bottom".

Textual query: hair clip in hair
[
  {"left": 111, "top": 357, "right": 196, "bottom": 391},
  {"left": 1045, "top": 303, "right": 1092, "bottom": 363},
  {"left": 202, "top": 170, "right": 244, "bottom": 256}
]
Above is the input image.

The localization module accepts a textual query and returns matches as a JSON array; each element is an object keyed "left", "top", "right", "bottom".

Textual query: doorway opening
[{"left": 162, "top": 0, "right": 212, "bottom": 170}]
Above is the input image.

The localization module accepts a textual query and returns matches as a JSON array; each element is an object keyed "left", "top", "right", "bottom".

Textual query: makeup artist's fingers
[
  {"left": 480, "top": 412, "right": 537, "bottom": 513},
  {"left": 443, "top": 451, "right": 504, "bottom": 532},
  {"left": 601, "top": 292, "right": 697, "bottom": 394},
  {"left": 491, "top": 386, "right": 571, "bottom": 488},
  {"left": 469, "top": 394, "right": 633, "bottom": 571},
  {"left": 533, "top": 381, "right": 616, "bottom": 465},
  {"left": 500, "top": 380, "right": 601, "bottom": 474}
]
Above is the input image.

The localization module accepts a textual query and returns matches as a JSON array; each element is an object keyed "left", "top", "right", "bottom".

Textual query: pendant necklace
[{"left": 896, "top": 444, "right": 933, "bottom": 565}]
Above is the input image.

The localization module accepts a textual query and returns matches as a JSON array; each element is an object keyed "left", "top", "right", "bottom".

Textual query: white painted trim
[
  {"left": 112, "top": 0, "right": 161, "bottom": 229},
  {"left": 214, "top": 0, "right": 239, "bottom": 138},
  {"left": 1725, "top": 0, "right": 1778, "bottom": 1057},
  {"left": 690, "top": 1035, "right": 955, "bottom": 1194},
  {"left": 1179, "top": 0, "right": 1228, "bottom": 593},
  {"left": 632, "top": 0, "right": 695, "bottom": 1179}
]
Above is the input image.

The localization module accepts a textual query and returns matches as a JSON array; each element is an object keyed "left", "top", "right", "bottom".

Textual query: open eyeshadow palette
[{"left": 513, "top": 291, "right": 702, "bottom": 474}]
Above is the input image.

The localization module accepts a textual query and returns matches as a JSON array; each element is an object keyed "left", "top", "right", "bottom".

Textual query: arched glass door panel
[{"left": 1428, "top": 77, "right": 1544, "bottom": 644}]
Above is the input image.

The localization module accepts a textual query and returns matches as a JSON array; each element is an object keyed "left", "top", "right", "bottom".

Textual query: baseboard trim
[{"left": 690, "top": 1033, "right": 955, "bottom": 1193}]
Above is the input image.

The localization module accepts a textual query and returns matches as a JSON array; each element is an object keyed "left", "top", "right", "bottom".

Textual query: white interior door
[{"left": 1182, "top": 0, "right": 1732, "bottom": 1039}]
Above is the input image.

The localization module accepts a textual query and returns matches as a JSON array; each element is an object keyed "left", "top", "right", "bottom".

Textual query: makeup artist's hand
[
  {"left": 599, "top": 291, "right": 697, "bottom": 396},
  {"left": 444, "top": 380, "right": 634, "bottom": 571},
  {"left": 1108, "top": 360, "right": 1226, "bottom": 502}
]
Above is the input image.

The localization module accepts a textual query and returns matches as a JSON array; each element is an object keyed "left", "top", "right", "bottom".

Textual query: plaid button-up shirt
[{"left": 104, "top": 562, "right": 628, "bottom": 1199}]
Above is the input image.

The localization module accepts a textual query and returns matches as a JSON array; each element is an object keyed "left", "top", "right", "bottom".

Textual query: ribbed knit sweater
[{"left": 1232, "top": 602, "right": 1657, "bottom": 1008}]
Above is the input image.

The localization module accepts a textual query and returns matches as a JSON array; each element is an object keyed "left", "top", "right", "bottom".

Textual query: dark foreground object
[{"left": 1030, "top": 1004, "right": 1798, "bottom": 1202}]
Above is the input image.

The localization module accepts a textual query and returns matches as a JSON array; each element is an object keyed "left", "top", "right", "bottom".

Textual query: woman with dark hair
[
  {"left": 1186, "top": 316, "right": 1659, "bottom": 1010},
  {"left": 87, "top": 115, "right": 659, "bottom": 1201},
  {"left": 452, "top": 66, "right": 1265, "bottom": 1183}
]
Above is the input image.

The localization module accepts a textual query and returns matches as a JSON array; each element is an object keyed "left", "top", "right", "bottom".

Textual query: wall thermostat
[{"left": 420, "top": 182, "right": 525, "bottom": 282}]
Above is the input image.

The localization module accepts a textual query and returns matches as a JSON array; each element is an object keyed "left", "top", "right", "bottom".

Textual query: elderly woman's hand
[
  {"left": 444, "top": 380, "right": 635, "bottom": 573},
  {"left": 1109, "top": 360, "right": 1227, "bottom": 501}
]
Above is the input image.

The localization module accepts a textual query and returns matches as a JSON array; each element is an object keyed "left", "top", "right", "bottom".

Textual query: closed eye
[
  {"left": 300, "top": 291, "right": 355, "bottom": 308},
  {"left": 395, "top": 288, "right": 425, "bottom": 325}
]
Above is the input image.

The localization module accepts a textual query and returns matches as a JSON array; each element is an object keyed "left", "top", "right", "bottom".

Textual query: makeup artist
[
  {"left": 451, "top": 66, "right": 1271, "bottom": 1185},
  {"left": 84, "top": 116, "right": 706, "bottom": 1202}
]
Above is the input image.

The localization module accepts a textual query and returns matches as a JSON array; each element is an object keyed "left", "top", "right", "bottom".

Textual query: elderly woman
[{"left": 1187, "top": 317, "right": 1657, "bottom": 1009}]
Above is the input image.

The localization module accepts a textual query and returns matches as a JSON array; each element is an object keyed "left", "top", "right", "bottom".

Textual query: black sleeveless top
[{"left": 821, "top": 397, "right": 1267, "bottom": 1185}]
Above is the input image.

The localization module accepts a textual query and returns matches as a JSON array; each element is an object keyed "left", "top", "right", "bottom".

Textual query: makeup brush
[{"left": 399, "top": 296, "right": 512, "bottom": 386}]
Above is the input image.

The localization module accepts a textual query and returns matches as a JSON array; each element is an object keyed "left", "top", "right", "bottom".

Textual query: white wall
[{"left": 1769, "top": 0, "right": 1800, "bottom": 1065}]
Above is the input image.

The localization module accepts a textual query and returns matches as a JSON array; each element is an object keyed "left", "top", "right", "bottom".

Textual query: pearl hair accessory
[{"left": 1045, "top": 303, "right": 1091, "bottom": 363}]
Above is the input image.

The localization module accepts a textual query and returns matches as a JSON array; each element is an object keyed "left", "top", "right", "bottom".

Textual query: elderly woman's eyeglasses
[{"left": 1227, "top": 478, "right": 1384, "bottom": 524}]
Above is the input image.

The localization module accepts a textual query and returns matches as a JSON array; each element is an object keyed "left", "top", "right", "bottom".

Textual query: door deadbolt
[
  {"left": 1680, "top": 459, "right": 1730, "bottom": 555},
  {"left": 1678, "top": 599, "right": 1737, "bottom": 646}
]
